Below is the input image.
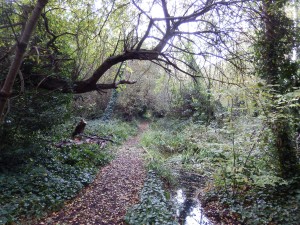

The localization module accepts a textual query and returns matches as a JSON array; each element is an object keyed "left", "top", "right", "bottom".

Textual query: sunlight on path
[{"left": 37, "top": 122, "right": 148, "bottom": 225}]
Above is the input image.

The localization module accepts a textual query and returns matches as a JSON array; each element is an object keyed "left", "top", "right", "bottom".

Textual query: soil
[{"left": 37, "top": 122, "right": 149, "bottom": 225}]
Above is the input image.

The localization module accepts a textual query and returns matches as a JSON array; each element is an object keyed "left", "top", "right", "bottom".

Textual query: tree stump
[{"left": 72, "top": 119, "right": 87, "bottom": 139}]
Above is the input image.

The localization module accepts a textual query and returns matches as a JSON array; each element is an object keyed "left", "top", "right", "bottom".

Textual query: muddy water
[{"left": 172, "top": 171, "right": 213, "bottom": 225}]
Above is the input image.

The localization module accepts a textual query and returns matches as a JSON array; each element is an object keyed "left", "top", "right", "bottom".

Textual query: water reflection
[{"left": 174, "top": 189, "right": 213, "bottom": 225}]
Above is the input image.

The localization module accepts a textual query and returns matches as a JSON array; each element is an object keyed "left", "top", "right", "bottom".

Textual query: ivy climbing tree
[
  {"left": 255, "top": 0, "right": 300, "bottom": 178},
  {"left": 101, "top": 62, "right": 126, "bottom": 121}
]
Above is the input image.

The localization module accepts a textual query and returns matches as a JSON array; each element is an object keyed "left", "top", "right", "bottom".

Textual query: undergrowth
[
  {"left": 125, "top": 170, "right": 176, "bottom": 225},
  {"left": 140, "top": 117, "right": 300, "bottom": 225},
  {"left": 0, "top": 119, "right": 137, "bottom": 224},
  {"left": 87, "top": 119, "right": 138, "bottom": 144}
]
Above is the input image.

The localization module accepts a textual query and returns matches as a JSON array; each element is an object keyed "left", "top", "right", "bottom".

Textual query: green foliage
[
  {"left": 125, "top": 170, "right": 176, "bottom": 225},
  {"left": 170, "top": 83, "right": 223, "bottom": 123},
  {"left": 114, "top": 62, "right": 170, "bottom": 120},
  {"left": 101, "top": 63, "right": 126, "bottom": 121},
  {"left": 140, "top": 120, "right": 194, "bottom": 183},
  {"left": 204, "top": 177, "right": 300, "bottom": 225},
  {"left": 254, "top": 3, "right": 299, "bottom": 93},
  {"left": 0, "top": 0, "right": 75, "bottom": 132},
  {"left": 254, "top": 0, "right": 300, "bottom": 178},
  {"left": 101, "top": 89, "right": 119, "bottom": 121},
  {"left": 179, "top": 117, "right": 285, "bottom": 189},
  {"left": 144, "top": 149, "right": 175, "bottom": 185},
  {"left": 0, "top": 119, "right": 136, "bottom": 224},
  {"left": 141, "top": 129, "right": 189, "bottom": 154},
  {"left": 0, "top": 91, "right": 72, "bottom": 147},
  {"left": 0, "top": 144, "right": 109, "bottom": 223},
  {"left": 87, "top": 118, "right": 138, "bottom": 143},
  {"left": 142, "top": 117, "right": 300, "bottom": 224},
  {"left": 254, "top": 88, "right": 300, "bottom": 178},
  {"left": 58, "top": 144, "right": 112, "bottom": 168}
]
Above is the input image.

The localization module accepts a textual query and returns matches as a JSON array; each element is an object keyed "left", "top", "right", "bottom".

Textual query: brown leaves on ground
[
  {"left": 37, "top": 122, "right": 149, "bottom": 225},
  {"left": 202, "top": 200, "right": 243, "bottom": 225}
]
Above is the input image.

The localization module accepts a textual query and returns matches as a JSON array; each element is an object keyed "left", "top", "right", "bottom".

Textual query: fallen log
[
  {"left": 80, "top": 134, "right": 114, "bottom": 143},
  {"left": 55, "top": 134, "right": 113, "bottom": 148}
]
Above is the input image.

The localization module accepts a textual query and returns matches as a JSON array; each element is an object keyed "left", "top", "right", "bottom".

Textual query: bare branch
[
  {"left": 159, "top": 54, "right": 199, "bottom": 78},
  {"left": 161, "top": 0, "right": 171, "bottom": 30},
  {"left": 41, "top": 13, "right": 75, "bottom": 49},
  {"left": 136, "top": 20, "right": 153, "bottom": 50},
  {"left": 94, "top": 80, "right": 137, "bottom": 91},
  {"left": 0, "top": 22, "right": 23, "bottom": 29},
  {"left": 131, "top": 0, "right": 165, "bottom": 35},
  {"left": 98, "top": 0, "right": 117, "bottom": 37}
]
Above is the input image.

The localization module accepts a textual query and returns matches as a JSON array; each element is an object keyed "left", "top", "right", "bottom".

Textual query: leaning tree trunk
[{"left": 0, "top": 0, "right": 49, "bottom": 122}]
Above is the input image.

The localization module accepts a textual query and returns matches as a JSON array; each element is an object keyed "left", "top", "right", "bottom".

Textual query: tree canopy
[{"left": 0, "top": 0, "right": 252, "bottom": 93}]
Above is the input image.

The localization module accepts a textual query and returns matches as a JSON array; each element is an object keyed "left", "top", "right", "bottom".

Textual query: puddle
[{"left": 174, "top": 189, "right": 213, "bottom": 225}]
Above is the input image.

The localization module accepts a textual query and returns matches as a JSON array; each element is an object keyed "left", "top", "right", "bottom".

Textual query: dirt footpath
[{"left": 38, "top": 122, "right": 148, "bottom": 225}]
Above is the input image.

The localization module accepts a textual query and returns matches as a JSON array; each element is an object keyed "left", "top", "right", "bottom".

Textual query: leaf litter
[{"left": 36, "top": 122, "right": 149, "bottom": 225}]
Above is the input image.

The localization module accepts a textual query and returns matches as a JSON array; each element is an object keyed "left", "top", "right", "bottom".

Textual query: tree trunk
[
  {"left": 0, "top": 0, "right": 49, "bottom": 122},
  {"left": 274, "top": 122, "right": 299, "bottom": 178},
  {"left": 101, "top": 62, "right": 125, "bottom": 121},
  {"left": 261, "top": 0, "right": 299, "bottom": 178}
]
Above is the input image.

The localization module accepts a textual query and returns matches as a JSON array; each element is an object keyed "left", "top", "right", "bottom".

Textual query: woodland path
[{"left": 38, "top": 122, "right": 148, "bottom": 225}]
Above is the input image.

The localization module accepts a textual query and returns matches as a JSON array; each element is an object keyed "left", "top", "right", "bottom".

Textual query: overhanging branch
[{"left": 86, "top": 50, "right": 160, "bottom": 84}]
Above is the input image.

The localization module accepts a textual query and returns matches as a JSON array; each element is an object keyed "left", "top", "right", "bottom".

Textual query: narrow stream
[
  {"left": 174, "top": 189, "right": 212, "bottom": 225},
  {"left": 172, "top": 171, "right": 214, "bottom": 225}
]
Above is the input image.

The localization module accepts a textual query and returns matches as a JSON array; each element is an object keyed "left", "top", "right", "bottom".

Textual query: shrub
[{"left": 0, "top": 91, "right": 71, "bottom": 147}]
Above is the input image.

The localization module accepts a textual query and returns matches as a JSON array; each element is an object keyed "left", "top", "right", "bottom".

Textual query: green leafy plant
[
  {"left": 0, "top": 119, "right": 136, "bottom": 224},
  {"left": 142, "top": 117, "right": 300, "bottom": 224},
  {"left": 125, "top": 170, "right": 176, "bottom": 225},
  {"left": 87, "top": 119, "right": 138, "bottom": 144}
]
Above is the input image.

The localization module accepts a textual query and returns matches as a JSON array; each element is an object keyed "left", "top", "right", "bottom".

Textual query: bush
[
  {"left": 0, "top": 90, "right": 71, "bottom": 147},
  {"left": 169, "top": 84, "right": 223, "bottom": 123}
]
